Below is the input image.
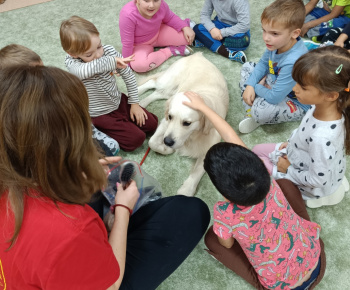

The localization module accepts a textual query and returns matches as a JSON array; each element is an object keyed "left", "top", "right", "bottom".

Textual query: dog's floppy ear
[
  {"left": 164, "top": 98, "right": 171, "bottom": 120},
  {"left": 200, "top": 96, "right": 213, "bottom": 134}
]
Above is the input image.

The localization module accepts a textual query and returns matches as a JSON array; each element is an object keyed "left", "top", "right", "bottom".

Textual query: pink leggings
[
  {"left": 130, "top": 24, "right": 189, "bottom": 73},
  {"left": 252, "top": 143, "right": 276, "bottom": 174}
]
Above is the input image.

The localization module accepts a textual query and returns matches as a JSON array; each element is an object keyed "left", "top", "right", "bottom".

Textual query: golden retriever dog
[{"left": 138, "top": 53, "right": 229, "bottom": 196}]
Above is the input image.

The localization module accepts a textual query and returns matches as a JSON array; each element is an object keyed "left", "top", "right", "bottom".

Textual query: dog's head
[{"left": 162, "top": 92, "right": 212, "bottom": 149}]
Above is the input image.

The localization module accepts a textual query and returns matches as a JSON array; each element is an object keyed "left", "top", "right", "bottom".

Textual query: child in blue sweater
[{"left": 239, "top": 0, "right": 309, "bottom": 133}]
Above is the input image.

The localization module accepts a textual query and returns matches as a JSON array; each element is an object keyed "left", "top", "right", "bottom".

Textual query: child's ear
[
  {"left": 291, "top": 28, "right": 301, "bottom": 39},
  {"left": 326, "top": 92, "right": 339, "bottom": 102}
]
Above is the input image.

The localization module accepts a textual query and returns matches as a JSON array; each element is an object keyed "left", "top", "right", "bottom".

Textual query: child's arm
[
  {"left": 183, "top": 92, "right": 246, "bottom": 147},
  {"left": 301, "top": 5, "right": 346, "bottom": 37},
  {"left": 305, "top": 0, "right": 319, "bottom": 15},
  {"left": 254, "top": 63, "right": 297, "bottom": 105},
  {"left": 218, "top": 236, "right": 235, "bottom": 248},
  {"left": 219, "top": 0, "right": 250, "bottom": 38},
  {"left": 119, "top": 4, "right": 137, "bottom": 58},
  {"left": 65, "top": 55, "right": 117, "bottom": 80},
  {"left": 162, "top": 1, "right": 191, "bottom": 37},
  {"left": 200, "top": 0, "right": 215, "bottom": 34},
  {"left": 335, "top": 23, "right": 350, "bottom": 47}
]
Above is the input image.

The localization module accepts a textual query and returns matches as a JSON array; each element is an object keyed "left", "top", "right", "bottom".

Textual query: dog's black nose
[{"left": 164, "top": 137, "right": 175, "bottom": 147}]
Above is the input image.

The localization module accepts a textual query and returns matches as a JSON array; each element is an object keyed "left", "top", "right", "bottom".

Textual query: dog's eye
[
  {"left": 168, "top": 115, "right": 172, "bottom": 120},
  {"left": 183, "top": 121, "right": 191, "bottom": 126}
]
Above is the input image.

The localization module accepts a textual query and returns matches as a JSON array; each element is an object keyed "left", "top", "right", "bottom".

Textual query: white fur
[{"left": 139, "top": 53, "right": 229, "bottom": 196}]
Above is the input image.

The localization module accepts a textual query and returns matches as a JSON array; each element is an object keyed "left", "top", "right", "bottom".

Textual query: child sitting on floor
[
  {"left": 193, "top": 0, "right": 250, "bottom": 64},
  {"left": 0, "top": 43, "right": 119, "bottom": 156},
  {"left": 183, "top": 91, "right": 326, "bottom": 290},
  {"left": 239, "top": 0, "right": 308, "bottom": 134},
  {"left": 60, "top": 16, "right": 158, "bottom": 152},
  {"left": 302, "top": 0, "right": 350, "bottom": 40},
  {"left": 252, "top": 46, "right": 350, "bottom": 208},
  {"left": 119, "top": 0, "right": 195, "bottom": 73}
]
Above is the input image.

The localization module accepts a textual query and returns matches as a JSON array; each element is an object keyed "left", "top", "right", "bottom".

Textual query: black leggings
[
  {"left": 118, "top": 195, "right": 210, "bottom": 290},
  {"left": 322, "top": 27, "right": 350, "bottom": 49}
]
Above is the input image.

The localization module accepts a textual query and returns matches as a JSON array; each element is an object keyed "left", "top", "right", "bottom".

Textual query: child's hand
[
  {"left": 277, "top": 156, "right": 291, "bottom": 174},
  {"left": 99, "top": 156, "right": 122, "bottom": 176},
  {"left": 115, "top": 55, "right": 135, "bottom": 69},
  {"left": 183, "top": 91, "right": 207, "bottom": 111},
  {"left": 130, "top": 103, "right": 148, "bottom": 127},
  {"left": 278, "top": 142, "right": 288, "bottom": 150},
  {"left": 182, "top": 27, "right": 195, "bottom": 44},
  {"left": 115, "top": 180, "right": 139, "bottom": 211},
  {"left": 301, "top": 23, "right": 311, "bottom": 37},
  {"left": 242, "top": 85, "right": 256, "bottom": 106},
  {"left": 210, "top": 28, "right": 223, "bottom": 40}
]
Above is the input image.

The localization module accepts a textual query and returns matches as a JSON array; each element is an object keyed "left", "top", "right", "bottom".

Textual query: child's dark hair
[
  {"left": 204, "top": 143, "right": 271, "bottom": 206},
  {"left": 292, "top": 46, "right": 350, "bottom": 154}
]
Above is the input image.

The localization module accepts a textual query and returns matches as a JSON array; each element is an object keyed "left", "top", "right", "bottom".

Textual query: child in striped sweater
[{"left": 60, "top": 16, "right": 158, "bottom": 151}]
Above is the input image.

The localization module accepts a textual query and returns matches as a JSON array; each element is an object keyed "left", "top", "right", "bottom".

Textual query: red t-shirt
[{"left": 0, "top": 190, "right": 119, "bottom": 290}]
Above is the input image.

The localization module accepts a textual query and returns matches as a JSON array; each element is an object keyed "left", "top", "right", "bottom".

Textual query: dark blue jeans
[{"left": 193, "top": 17, "right": 250, "bottom": 52}]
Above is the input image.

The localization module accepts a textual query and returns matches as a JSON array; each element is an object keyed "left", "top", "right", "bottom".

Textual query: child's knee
[
  {"left": 122, "top": 130, "right": 146, "bottom": 151},
  {"left": 130, "top": 60, "right": 153, "bottom": 73}
]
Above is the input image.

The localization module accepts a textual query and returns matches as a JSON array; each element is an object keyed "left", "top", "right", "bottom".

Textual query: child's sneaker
[
  {"left": 228, "top": 50, "right": 247, "bottom": 64},
  {"left": 303, "top": 40, "right": 320, "bottom": 51},
  {"left": 239, "top": 109, "right": 260, "bottom": 133},
  {"left": 169, "top": 45, "right": 193, "bottom": 56},
  {"left": 193, "top": 39, "right": 205, "bottom": 48},
  {"left": 306, "top": 184, "right": 345, "bottom": 208}
]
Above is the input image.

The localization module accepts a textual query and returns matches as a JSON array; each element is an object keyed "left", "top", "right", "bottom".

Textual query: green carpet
[{"left": 1, "top": 0, "right": 349, "bottom": 289}]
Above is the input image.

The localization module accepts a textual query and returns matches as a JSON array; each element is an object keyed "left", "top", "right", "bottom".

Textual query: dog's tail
[{"left": 137, "top": 72, "right": 163, "bottom": 86}]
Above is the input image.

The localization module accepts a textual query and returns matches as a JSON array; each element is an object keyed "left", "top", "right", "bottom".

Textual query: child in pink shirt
[
  {"left": 183, "top": 91, "right": 326, "bottom": 290},
  {"left": 119, "top": 0, "right": 195, "bottom": 72}
]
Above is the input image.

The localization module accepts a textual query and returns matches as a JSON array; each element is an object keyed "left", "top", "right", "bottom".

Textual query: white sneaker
[
  {"left": 306, "top": 184, "right": 345, "bottom": 208},
  {"left": 239, "top": 117, "right": 260, "bottom": 133},
  {"left": 342, "top": 176, "right": 349, "bottom": 192}
]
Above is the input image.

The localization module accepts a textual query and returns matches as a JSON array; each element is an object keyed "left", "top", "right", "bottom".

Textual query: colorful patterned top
[{"left": 213, "top": 179, "right": 321, "bottom": 289}]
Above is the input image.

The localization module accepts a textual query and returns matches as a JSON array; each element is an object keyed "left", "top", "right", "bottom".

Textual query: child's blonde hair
[
  {"left": 60, "top": 15, "right": 99, "bottom": 55},
  {"left": 261, "top": 0, "right": 305, "bottom": 31},
  {"left": 292, "top": 46, "right": 350, "bottom": 154},
  {"left": 0, "top": 44, "right": 42, "bottom": 69}
]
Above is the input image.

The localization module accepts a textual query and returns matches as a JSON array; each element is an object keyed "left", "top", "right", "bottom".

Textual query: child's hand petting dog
[{"left": 183, "top": 91, "right": 206, "bottom": 111}]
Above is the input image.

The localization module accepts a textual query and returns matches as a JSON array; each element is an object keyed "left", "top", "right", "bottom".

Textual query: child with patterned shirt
[
  {"left": 252, "top": 46, "right": 350, "bottom": 209},
  {"left": 60, "top": 16, "right": 158, "bottom": 152},
  {"left": 193, "top": 0, "right": 250, "bottom": 64},
  {"left": 239, "top": 0, "right": 308, "bottom": 134},
  {"left": 183, "top": 91, "right": 326, "bottom": 290}
]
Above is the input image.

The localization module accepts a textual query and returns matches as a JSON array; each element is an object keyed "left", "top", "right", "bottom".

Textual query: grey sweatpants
[{"left": 239, "top": 62, "right": 306, "bottom": 125}]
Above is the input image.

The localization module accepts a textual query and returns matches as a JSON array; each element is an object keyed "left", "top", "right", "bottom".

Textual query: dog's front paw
[
  {"left": 149, "top": 141, "right": 175, "bottom": 155},
  {"left": 176, "top": 182, "right": 196, "bottom": 196},
  {"left": 139, "top": 98, "right": 150, "bottom": 108},
  {"left": 148, "top": 136, "right": 175, "bottom": 155}
]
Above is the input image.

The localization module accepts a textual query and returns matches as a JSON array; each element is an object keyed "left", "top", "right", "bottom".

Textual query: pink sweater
[{"left": 119, "top": 0, "right": 189, "bottom": 57}]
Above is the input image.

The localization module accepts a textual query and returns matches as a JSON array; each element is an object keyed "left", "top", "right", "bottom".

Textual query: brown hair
[
  {"left": 261, "top": 0, "right": 305, "bottom": 30},
  {"left": 0, "top": 66, "right": 106, "bottom": 248},
  {"left": 292, "top": 46, "right": 350, "bottom": 154},
  {"left": 60, "top": 15, "right": 99, "bottom": 55},
  {"left": 0, "top": 44, "right": 42, "bottom": 69}
]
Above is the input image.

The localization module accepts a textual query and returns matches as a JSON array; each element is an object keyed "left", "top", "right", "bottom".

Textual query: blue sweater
[{"left": 245, "top": 37, "right": 310, "bottom": 112}]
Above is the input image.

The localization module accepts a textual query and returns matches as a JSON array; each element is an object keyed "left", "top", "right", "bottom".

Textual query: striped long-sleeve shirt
[{"left": 65, "top": 45, "right": 139, "bottom": 117}]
